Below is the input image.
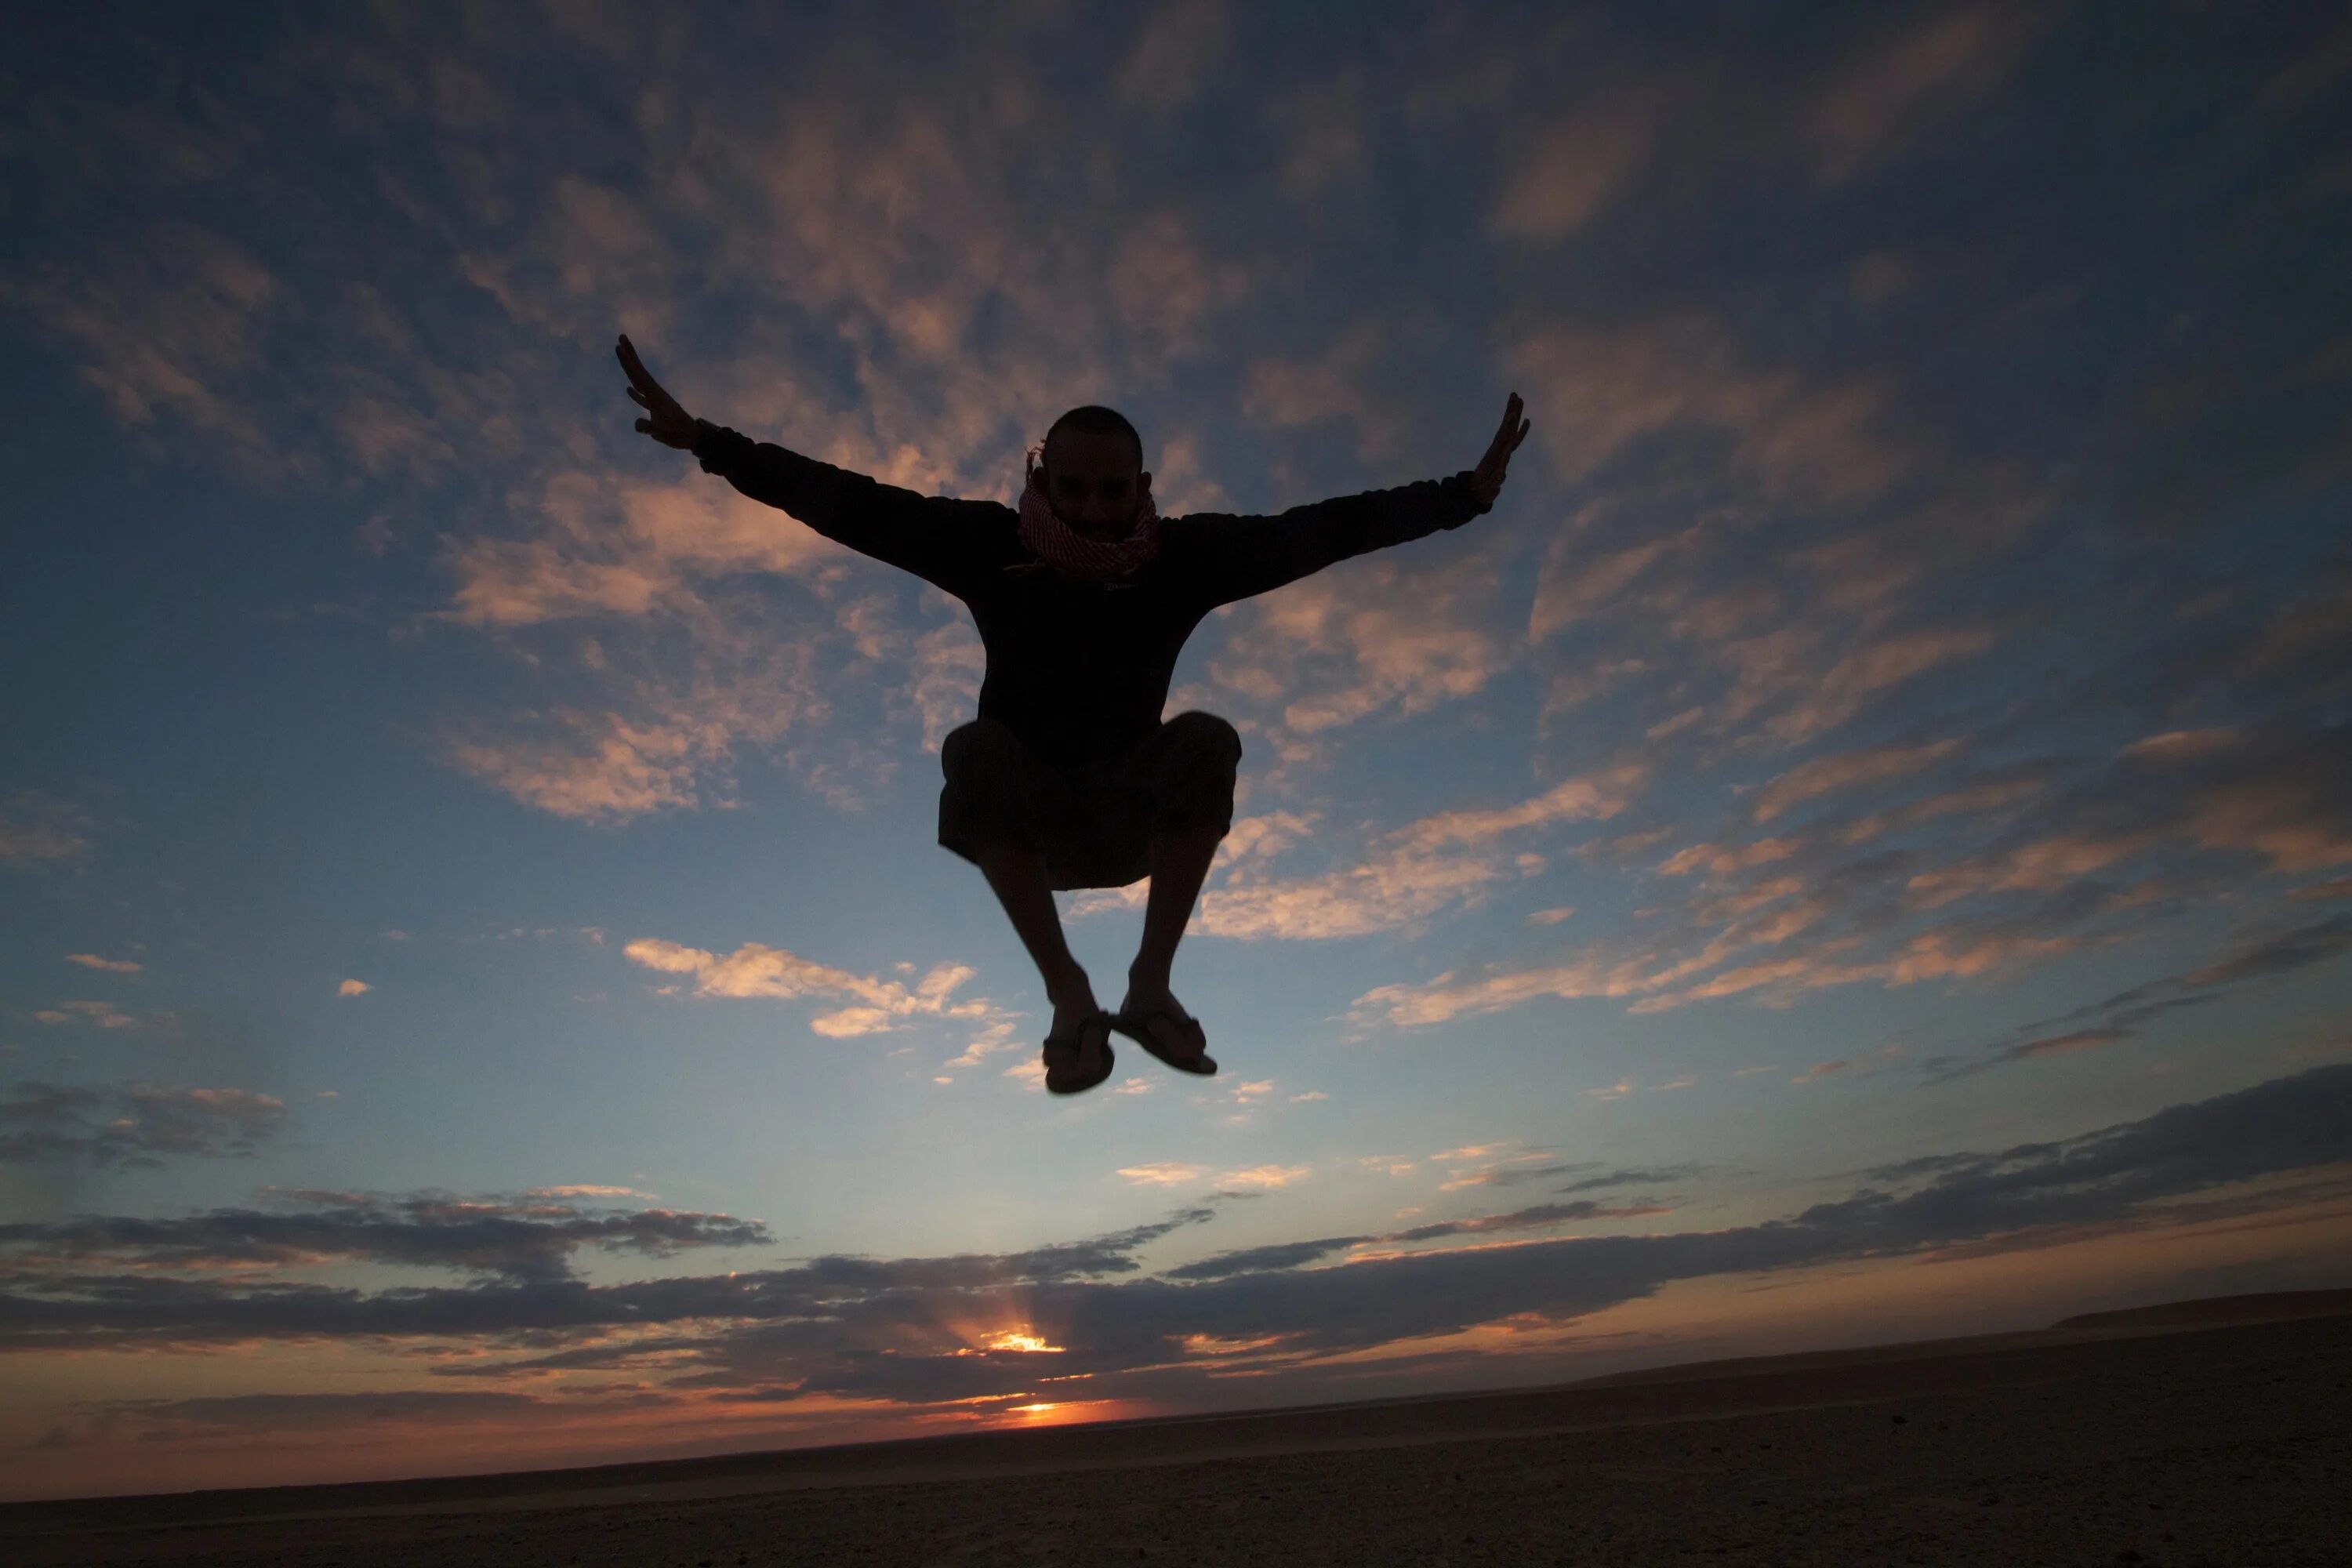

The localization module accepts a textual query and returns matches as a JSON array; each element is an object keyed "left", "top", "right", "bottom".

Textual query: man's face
[{"left": 1041, "top": 428, "right": 1152, "bottom": 541}]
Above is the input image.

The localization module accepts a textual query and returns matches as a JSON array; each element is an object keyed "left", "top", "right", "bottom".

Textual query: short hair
[{"left": 1043, "top": 405, "right": 1143, "bottom": 471}]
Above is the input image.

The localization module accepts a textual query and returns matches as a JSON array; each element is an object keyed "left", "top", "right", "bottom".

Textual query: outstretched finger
[{"left": 616, "top": 335, "right": 670, "bottom": 401}]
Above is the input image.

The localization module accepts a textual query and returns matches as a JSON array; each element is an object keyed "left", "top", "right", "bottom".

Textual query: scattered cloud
[
  {"left": 0, "top": 1083, "right": 289, "bottom": 1168},
  {"left": 32, "top": 1000, "right": 137, "bottom": 1029},
  {"left": 1751, "top": 739, "right": 1962, "bottom": 822},
  {"left": 623, "top": 936, "right": 1005, "bottom": 1037},
  {"left": 5, "top": 1069, "right": 2343, "bottom": 1423},
  {"left": 1929, "top": 913, "right": 2352, "bottom": 1080},
  {"left": 1806, "top": 5, "right": 2039, "bottom": 183},
  {"left": 0, "top": 795, "right": 92, "bottom": 866},
  {"left": 0, "top": 1188, "right": 769, "bottom": 1287},
  {"left": 1117, "top": 1163, "right": 1203, "bottom": 1187},
  {"left": 0, "top": 220, "right": 290, "bottom": 481},
  {"left": 1217, "top": 1164, "right": 1310, "bottom": 1191}
]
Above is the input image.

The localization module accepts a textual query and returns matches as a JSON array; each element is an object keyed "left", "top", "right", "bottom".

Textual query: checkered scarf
[{"left": 1008, "top": 444, "right": 1161, "bottom": 584}]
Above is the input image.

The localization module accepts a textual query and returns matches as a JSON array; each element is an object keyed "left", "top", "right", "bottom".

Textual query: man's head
[{"left": 1038, "top": 405, "right": 1151, "bottom": 541}]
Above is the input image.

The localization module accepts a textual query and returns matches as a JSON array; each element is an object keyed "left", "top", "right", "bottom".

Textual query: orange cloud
[
  {"left": 1751, "top": 739, "right": 1962, "bottom": 822},
  {"left": 1218, "top": 1164, "right": 1311, "bottom": 1191},
  {"left": 1116, "top": 1163, "right": 1203, "bottom": 1187},
  {"left": 623, "top": 937, "right": 1001, "bottom": 1037}
]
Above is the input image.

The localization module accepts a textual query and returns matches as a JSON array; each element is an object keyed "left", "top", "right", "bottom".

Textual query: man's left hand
[{"left": 1470, "top": 391, "right": 1530, "bottom": 508}]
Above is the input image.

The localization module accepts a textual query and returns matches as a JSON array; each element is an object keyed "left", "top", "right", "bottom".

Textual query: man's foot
[
  {"left": 1041, "top": 982, "right": 1115, "bottom": 1094},
  {"left": 1112, "top": 980, "right": 1216, "bottom": 1075}
]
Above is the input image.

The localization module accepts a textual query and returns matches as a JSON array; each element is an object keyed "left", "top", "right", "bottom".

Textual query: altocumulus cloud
[{"left": 623, "top": 936, "right": 1007, "bottom": 1037}]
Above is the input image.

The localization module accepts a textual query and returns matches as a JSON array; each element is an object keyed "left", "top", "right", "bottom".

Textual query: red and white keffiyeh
[{"left": 1010, "top": 443, "right": 1161, "bottom": 584}]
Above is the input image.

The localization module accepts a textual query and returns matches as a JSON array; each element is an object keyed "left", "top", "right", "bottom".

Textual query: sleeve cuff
[
  {"left": 693, "top": 419, "right": 753, "bottom": 475},
  {"left": 1443, "top": 470, "right": 1493, "bottom": 526}
]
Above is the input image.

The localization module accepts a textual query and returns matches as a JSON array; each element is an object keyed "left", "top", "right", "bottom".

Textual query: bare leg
[
  {"left": 975, "top": 844, "right": 1103, "bottom": 1073},
  {"left": 1119, "top": 822, "right": 1222, "bottom": 1041}
]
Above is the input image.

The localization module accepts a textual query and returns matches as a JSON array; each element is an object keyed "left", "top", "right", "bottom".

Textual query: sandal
[
  {"left": 1111, "top": 1005, "right": 1217, "bottom": 1076},
  {"left": 1043, "top": 1010, "right": 1116, "bottom": 1094}
]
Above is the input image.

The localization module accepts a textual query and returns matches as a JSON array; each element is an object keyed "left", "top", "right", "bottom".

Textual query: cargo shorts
[{"left": 938, "top": 711, "right": 1243, "bottom": 891}]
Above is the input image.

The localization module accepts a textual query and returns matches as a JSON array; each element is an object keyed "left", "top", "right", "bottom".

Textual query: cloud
[
  {"left": 1762, "top": 626, "right": 2000, "bottom": 746},
  {"left": 1931, "top": 913, "right": 2352, "bottom": 1080},
  {"left": 1837, "top": 775, "right": 2044, "bottom": 845},
  {"left": 94, "top": 1390, "right": 547, "bottom": 1439},
  {"left": 1555, "top": 1165, "right": 1706, "bottom": 1195},
  {"left": 0, "top": 795, "right": 92, "bottom": 866},
  {"left": 336, "top": 979, "right": 372, "bottom": 998},
  {"left": 623, "top": 937, "right": 1004, "bottom": 1037},
  {"left": 1657, "top": 837, "right": 1801, "bottom": 877},
  {"left": 1792, "top": 1044, "right": 1907, "bottom": 1085},
  {"left": 1906, "top": 830, "right": 2161, "bottom": 907},
  {"left": 1527, "top": 532, "right": 1690, "bottom": 643},
  {"left": 1160, "top": 765, "right": 1642, "bottom": 943},
  {"left": 1508, "top": 314, "right": 1915, "bottom": 506},
  {"left": 1355, "top": 903, "right": 2095, "bottom": 1028},
  {"left": 1489, "top": 103, "right": 1652, "bottom": 243},
  {"left": 0, "top": 1189, "right": 769, "bottom": 1287},
  {"left": 1907, "top": 727, "right": 2352, "bottom": 910},
  {"left": 1806, "top": 5, "right": 2038, "bottom": 183},
  {"left": 1117, "top": 0, "right": 1231, "bottom": 115},
  {"left": 1267, "top": 69, "right": 1370, "bottom": 200},
  {"left": 0, "top": 220, "right": 289, "bottom": 481},
  {"left": 1751, "top": 739, "right": 1962, "bottom": 822},
  {"left": 446, "top": 698, "right": 789, "bottom": 825},
  {"left": 1216, "top": 1164, "right": 1310, "bottom": 1192},
  {"left": 1117, "top": 1163, "right": 1203, "bottom": 1187},
  {"left": 32, "top": 1000, "right": 137, "bottom": 1029},
  {"left": 2, "top": 1069, "right": 2347, "bottom": 1424},
  {"left": 0, "top": 1083, "right": 290, "bottom": 1168},
  {"left": 1185, "top": 841, "right": 1510, "bottom": 942},
  {"left": 1388, "top": 763, "right": 1648, "bottom": 852},
  {"left": 1106, "top": 209, "right": 1261, "bottom": 358},
  {"left": 1239, "top": 315, "right": 1413, "bottom": 467},
  {"left": 445, "top": 470, "right": 846, "bottom": 630},
  {"left": 64, "top": 954, "right": 142, "bottom": 974},
  {"left": 899, "top": 618, "right": 985, "bottom": 753}
]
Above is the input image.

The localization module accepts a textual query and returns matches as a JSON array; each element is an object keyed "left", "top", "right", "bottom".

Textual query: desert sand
[{"left": 5, "top": 1291, "right": 2347, "bottom": 1566}]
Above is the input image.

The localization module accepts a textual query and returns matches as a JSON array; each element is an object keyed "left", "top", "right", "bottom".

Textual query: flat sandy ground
[{"left": 6, "top": 1294, "right": 2347, "bottom": 1566}]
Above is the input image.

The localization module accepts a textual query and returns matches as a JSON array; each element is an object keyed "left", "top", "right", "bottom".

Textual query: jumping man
[{"left": 618, "top": 334, "right": 1529, "bottom": 1094}]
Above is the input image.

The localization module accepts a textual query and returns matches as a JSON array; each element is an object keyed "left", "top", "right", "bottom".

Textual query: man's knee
[
  {"left": 939, "top": 718, "right": 1039, "bottom": 868},
  {"left": 1163, "top": 710, "right": 1242, "bottom": 764},
  {"left": 942, "top": 717, "right": 1027, "bottom": 782},
  {"left": 1150, "top": 711, "right": 1240, "bottom": 840}
]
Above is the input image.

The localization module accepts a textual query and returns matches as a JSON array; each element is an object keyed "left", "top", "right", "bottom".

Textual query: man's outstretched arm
[
  {"left": 1189, "top": 392, "right": 1530, "bottom": 605},
  {"left": 617, "top": 334, "right": 1008, "bottom": 593}
]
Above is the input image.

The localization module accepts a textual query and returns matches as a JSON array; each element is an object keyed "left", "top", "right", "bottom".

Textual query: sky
[{"left": 2, "top": 0, "right": 2350, "bottom": 1502}]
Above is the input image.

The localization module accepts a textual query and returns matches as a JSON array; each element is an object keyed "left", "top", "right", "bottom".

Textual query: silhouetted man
[{"left": 619, "top": 334, "right": 1528, "bottom": 1093}]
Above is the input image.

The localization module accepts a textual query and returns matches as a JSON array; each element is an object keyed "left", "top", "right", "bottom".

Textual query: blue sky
[{"left": 2, "top": 0, "right": 2350, "bottom": 1498}]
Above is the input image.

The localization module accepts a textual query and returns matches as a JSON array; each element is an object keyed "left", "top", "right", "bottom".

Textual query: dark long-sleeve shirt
[{"left": 691, "top": 422, "right": 1494, "bottom": 768}]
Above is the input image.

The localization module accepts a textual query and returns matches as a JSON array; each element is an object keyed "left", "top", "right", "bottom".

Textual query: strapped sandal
[
  {"left": 1111, "top": 1006, "right": 1218, "bottom": 1076},
  {"left": 1043, "top": 1010, "right": 1117, "bottom": 1095}
]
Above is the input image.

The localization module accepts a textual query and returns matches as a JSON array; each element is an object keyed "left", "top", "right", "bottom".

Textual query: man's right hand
[{"left": 617, "top": 333, "right": 699, "bottom": 451}]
